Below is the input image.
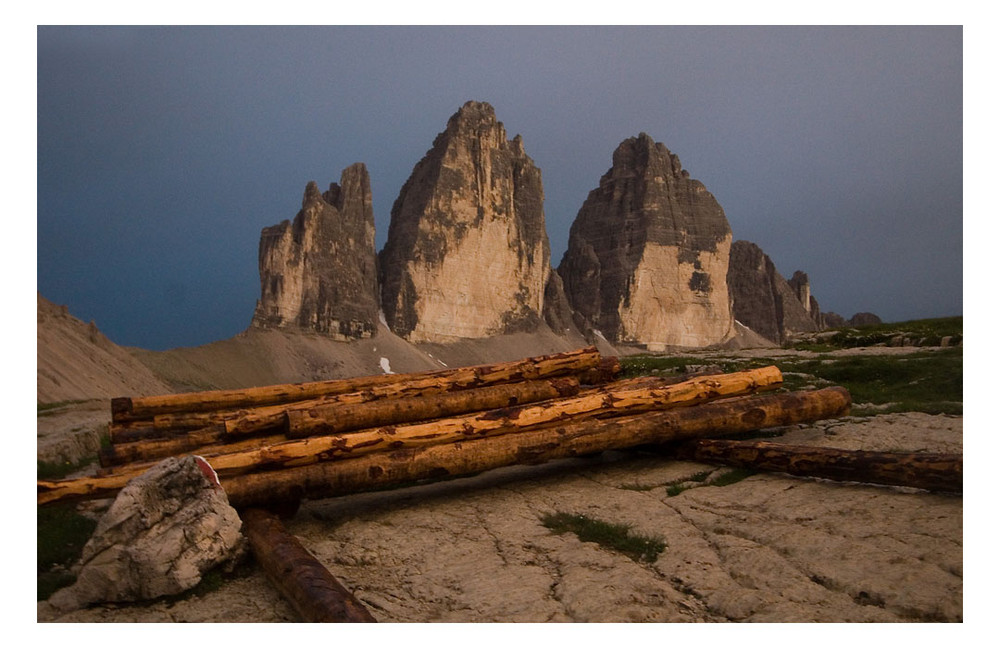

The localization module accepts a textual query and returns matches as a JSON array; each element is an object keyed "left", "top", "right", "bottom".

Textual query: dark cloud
[{"left": 37, "top": 26, "right": 962, "bottom": 350}]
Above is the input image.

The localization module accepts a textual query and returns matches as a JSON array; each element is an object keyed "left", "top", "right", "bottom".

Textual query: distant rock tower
[
  {"left": 727, "top": 240, "right": 819, "bottom": 344},
  {"left": 251, "top": 163, "right": 379, "bottom": 340},
  {"left": 378, "top": 101, "right": 552, "bottom": 342},
  {"left": 557, "top": 134, "right": 734, "bottom": 350}
]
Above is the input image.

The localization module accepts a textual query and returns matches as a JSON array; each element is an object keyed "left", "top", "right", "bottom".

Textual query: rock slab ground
[{"left": 41, "top": 411, "right": 962, "bottom": 623}]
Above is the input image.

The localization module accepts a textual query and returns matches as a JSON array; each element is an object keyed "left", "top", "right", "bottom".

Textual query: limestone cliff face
[
  {"left": 251, "top": 163, "right": 378, "bottom": 340},
  {"left": 378, "top": 101, "right": 551, "bottom": 342},
  {"left": 726, "top": 240, "right": 819, "bottom": 344},
  {"left": 557, "top": 134, "right": 733, "bottom": 350}
]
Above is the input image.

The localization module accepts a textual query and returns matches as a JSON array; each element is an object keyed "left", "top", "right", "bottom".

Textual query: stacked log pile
[
  {"left": 38, "top": 346, "right": 962, "bottom": 506},
  {"left": 36, "top": 346, "right": 962, "bottom": 621}
]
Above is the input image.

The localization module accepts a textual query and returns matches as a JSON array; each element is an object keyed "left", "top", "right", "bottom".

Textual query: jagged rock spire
[{"left": 378, "top": 101, "right": 552, "bottom": 342}]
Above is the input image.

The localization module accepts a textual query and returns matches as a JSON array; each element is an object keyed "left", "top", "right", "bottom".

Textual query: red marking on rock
[{"left": 193, "top": 455, "right": 221, "bottom": 488}]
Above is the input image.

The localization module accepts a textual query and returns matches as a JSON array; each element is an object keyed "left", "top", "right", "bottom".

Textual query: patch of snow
[
  {"left": 592, "top": 329, "right": 608, "bottom": 342},
  {"left": 378, "top": 309, "right": 388, "bottom": 327},
  {"left": 379, "top": 357, "right": 394, "bottom": 374}
]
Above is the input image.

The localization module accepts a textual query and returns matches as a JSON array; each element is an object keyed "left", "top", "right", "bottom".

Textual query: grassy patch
[
  {"left": 38, "top": 503, "right": 98, "bottom": 601},
  {"left": 709, "top": 467, "right": 758, "bottom": 487},
  {"left": 541, "top": 512, "right": 665, "bottom": 563},
  {"left": 778, "top": 349, "right": 962, "bottom": 415}
]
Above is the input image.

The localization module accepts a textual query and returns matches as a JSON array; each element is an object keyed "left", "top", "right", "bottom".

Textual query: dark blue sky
[{"left": 36, "top": 26, "right": 963, "bottom": 351}]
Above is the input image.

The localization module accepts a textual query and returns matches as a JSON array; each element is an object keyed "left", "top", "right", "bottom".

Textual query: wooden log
[
  {"left": 99, "top": 425, "right": 263, "bottom": 468},
  {"left": 94, "top": 369, "right": 781, "bottom": 481},
  {"left": 110, "top": 360, "right": 603, "bottom": 436},
  {"left": 111, "top": 346, "right": 602, "bottom": 422},
  {"left": 218, "top": 387, "right": 850, "bottom": 509},
  {"left": 579, "top": 355, "right": 621, "bottom": 385},
  {"left": 283, "top": 376, "right": 581, "bottom": 439},
  {"left": 100, "top": 377, "right": 667, "bottom": 472},
  {"left": 673, "top": 438, "right": 962, "bottom": 493},
  {"left": 241, "top": 508, "right": 376, "bottom": 622},
  {"left": 196, "top": 365, "right": 784, "bottom": 477},
  {"left": 100, "top": 378, "right": 582, "bottom": 467}
]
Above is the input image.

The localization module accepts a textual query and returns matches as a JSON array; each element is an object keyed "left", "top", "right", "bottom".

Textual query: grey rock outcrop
[
  {"left": 823, "top": 312, "right": 848, "bottom": 328},
  {"left": 378, "top": 101, "right": 552, "bottom": 343},
  {"left": 849, "top": 312, "right": 883, "bottom": 326},
  {"left": 726, "top": 241, "right": 819, "bottom": 344},
  {"left": 557, "top": 134, "right": 733, "bottom": 350},
  {"left": 252, "top": 163, "right": 378, "bottom": 340},
  {"left": 45, "top": 456, "right": 246, "bottom": 614}
]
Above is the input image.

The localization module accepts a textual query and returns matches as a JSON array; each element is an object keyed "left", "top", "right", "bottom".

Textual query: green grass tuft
[
  {"left": 541, "top": 512, "right": 665, "bottom": 563},
  {"left": 709, "top": 467, "right": 758, "bottom": 487}
]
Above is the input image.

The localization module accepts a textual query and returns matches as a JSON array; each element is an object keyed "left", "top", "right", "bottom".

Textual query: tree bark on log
[
  {"left": 192, "top": 366, "right": 784, "bottom": 477},
  {"left": 280, "top": 376, "right": 582, "bottom": 439},
  {"left": 673, "top": 438, "right": 962, "bottom": 493},
  {"left": 241, "top": 508, "right": 377, "bottom": 622},
  {"left": 111, "top": 346, "right": 603, "bottom": 422},
  {"left": 37, "top": 385, "right": 844, "bottom": 508},
  {"left": 99, "top": 377, "right": 667, "bottom": 471},
  {"left": 217, "top": 387, "right": 850, "bottom": 510},
  {"left": 100, "top": 378, "right": 582, "bottom": 467},
  {"left": 97, "top": 368, "right": 781, "bottom": 479}
]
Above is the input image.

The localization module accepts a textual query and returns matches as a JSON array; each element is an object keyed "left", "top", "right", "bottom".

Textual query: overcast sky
[{"left": 36, "top": 25, "right": 963, "bottom": 350}]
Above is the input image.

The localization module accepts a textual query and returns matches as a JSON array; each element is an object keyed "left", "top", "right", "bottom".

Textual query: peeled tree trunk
[
  {"left": 241, "top": 508, "right": 377, "bottom": 622},
  {"left": 674, "top": 438, "right": 962, "bottom": 493},
  {"left": 111, "top": 346, "right": 604, "bottom": 422},
  {"left": 218, "top": 387, "right": 850, "bottom": 510}
]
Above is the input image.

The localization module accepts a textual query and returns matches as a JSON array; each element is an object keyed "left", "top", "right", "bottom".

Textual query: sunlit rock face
[
  {"left": 558, "top": 134, "right": 733, "bottom": 350},
  {"left": 251, "top": 163, "right": 379, "bottom": 340},
  {"left": 378, "top": 101, "right": 551, "bottom": 342}
]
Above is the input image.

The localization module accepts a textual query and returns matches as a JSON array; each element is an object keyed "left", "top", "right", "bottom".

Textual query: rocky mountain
[
  {"left": 378, "top": 101, "right": 552, "bottom": 343},
  {"left": 557, "top": 134, "right": 734, "bottom": 350},
  {"left": 726, "top": 241, "right": 820, "bottom": 345},
  {"left": 251, "top": 163, "right": 379, "bottom": 340}
]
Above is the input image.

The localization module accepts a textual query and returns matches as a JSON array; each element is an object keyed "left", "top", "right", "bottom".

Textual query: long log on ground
[
  {"left": 241, "top": 507, "right": 376, "bottom": 622},
  {"left": 217, "top": 387, "right": 850, "bottom": 509},
  {"left": 111, "top": 346, "right": 604, "bottom": 422},
  {"left": 673, "top": 438, "right": 962, "bottom": 493},
  {"left": 100, "top": 377, "right": 583, "bottom": 467}
]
